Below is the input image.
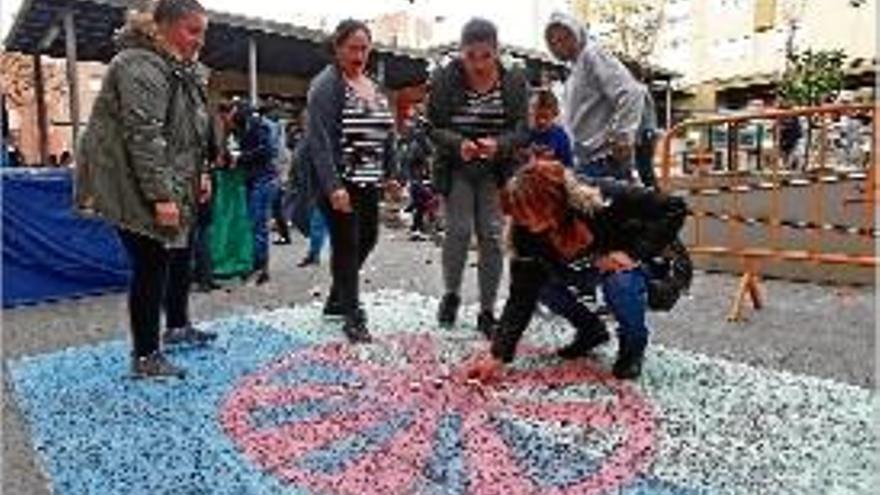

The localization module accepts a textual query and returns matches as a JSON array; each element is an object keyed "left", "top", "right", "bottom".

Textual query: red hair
[{"left": 501, "top": 161, "right": 593, "bottom": 260}]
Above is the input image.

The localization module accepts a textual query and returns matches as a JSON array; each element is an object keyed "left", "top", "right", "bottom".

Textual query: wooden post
[
  {"left": 248, "top": 36, "right": 258, "bottom": 107},
  {"left": 63, "top": 10, "right": 81, "bottom": 147},
  {"left": 727, "top": 260, "right": 764, "bottom": 322},
  {"left": 32, "top": 53, "right": 49, "bottom": 165}
]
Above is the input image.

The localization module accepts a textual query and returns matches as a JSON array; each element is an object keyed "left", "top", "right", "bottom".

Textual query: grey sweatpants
[{"left": 442, "top": 170, "right": 504, "bottom": 313}]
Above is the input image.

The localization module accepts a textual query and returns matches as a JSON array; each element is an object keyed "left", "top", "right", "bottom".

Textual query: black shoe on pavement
[
  {"left": 298, "top": 254, "right": 320, "bottom": 267},
  {"left": 255, "top": 270, "right": 270, "bottom": 286},
  {"left": 437, "top": 293, "right": 461, "bottom": 328},
  {"left": 557, "top": 325, "right": 611, "bottom": 360},
  {"left": 342, "top": 316, "right": 372, "bottom": 344},
  {"left": 323, "top": 298, "right": 344, "bottom": 319},
  {"left": 163, "top": 325, "right": 218, "bottom": 347},
  {"left": 477, "top": 311, "right": 497, "bottom": 339},
  {"left": 612, "top": 351, "right": 645, "bottom": 380},
  {"left": 324, "top": 299, "right": 367, "bottom": 324},
  {"left": 131, "top": 352, "right": 186, "bottom": 379}
]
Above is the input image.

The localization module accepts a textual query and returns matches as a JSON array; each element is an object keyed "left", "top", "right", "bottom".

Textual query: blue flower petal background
[{"left": 6, "top": 291, "right": 878, "bottom": 494}]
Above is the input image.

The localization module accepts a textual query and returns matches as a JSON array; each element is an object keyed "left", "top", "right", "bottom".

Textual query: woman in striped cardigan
[{"left": 305, "top": 20, "right": 400, "bottom": 343}]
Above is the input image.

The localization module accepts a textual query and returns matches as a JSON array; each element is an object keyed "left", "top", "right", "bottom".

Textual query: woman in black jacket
[
  {"left": 469, "top": 159, "right": 686, "bottom": 381},
  {"left": 305, "top": 20, "right": 398, "bottom": 343}
]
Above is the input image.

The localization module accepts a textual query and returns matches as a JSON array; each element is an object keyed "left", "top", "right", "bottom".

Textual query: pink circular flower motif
[{"left": 220, "top": 333, "right": 657, "bottom": 495}]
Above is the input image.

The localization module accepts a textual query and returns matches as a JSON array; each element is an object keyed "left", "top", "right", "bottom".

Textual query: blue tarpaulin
[{"left": 2, "top": 169, "right": 130, "bottom": 308}]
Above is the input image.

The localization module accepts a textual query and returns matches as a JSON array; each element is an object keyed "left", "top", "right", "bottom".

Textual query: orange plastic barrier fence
[{"left": 658, "top": 103, "right": 876, "bottom": 321}]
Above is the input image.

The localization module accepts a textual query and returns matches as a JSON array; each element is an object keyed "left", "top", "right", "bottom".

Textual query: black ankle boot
[
  {"left": 557, "top": 324, "right": 611, "bottom": 360},
  {"left": 477, "top": 311, "right": 497, "bottom": 339},
  {"left": 342, "top": 315, "right": 372, "bottom": 344},
  {"left": 612, "top": 349, "right": 645, "bottom": 380},
  {"left": 437, "top": 293, "right": 461, "bottom": 328}
]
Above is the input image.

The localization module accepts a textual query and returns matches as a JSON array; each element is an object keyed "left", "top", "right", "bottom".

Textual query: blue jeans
[
  {"left": 541, "top": 266, "right": 650, "bottom": 355},
  {"left": 308, "top": 207, "right": 328, "bottom": 258},
  {"left": 574, "top": 155, "right": 637, "bottom": 197},
  {"left": 247, "top": 175, "right": 277, "bottom": 270}
]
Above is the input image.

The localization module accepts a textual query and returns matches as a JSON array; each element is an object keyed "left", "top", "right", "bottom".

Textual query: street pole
[
  {"left": 64, "top": 10, "right": 81, "bottom": 147},
  {"left": 248, "top": 37, "right": 258, "bottom": 107}
]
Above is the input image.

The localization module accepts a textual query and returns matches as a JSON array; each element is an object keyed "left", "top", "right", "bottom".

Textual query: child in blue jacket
[{"left": 528, "top": 89, "right": 573, "bottom": 168}]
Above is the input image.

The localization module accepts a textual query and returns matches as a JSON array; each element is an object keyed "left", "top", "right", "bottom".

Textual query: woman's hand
[
  {"left": 155, "top": 201, "right": 181, "bottom": 228},
  {"left": 198, "top": 173, "right": 212, "bottom": 204},
  {"left": 464, "top": 353, "right": 505, "bottom": 384},
  {"left": 460, "top": 140, "right": 480, "bottom": 162},
  {"left": 595, "top": 251, "right": 637, "bottom": 273},
  {"left": 384, "top": 180, "right": 403, "bottom": 201},
  {"left": 330, "top": 188, "right": 352, "bottom": 213},
  {"left": 476, "top": 137, "right": 499, "bottom": 160}
]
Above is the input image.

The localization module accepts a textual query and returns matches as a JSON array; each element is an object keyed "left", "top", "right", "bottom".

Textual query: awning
[{"left": 3, "top": 0, "right": 429, "bottom": 89}]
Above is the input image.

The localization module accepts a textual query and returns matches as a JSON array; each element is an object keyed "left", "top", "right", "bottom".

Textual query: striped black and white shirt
[
  {"left": 449, "top": 86, "right": 507, "bottom": 141},
  {"left": 340, "top": 85, "right": 395, "bottom": 185}
]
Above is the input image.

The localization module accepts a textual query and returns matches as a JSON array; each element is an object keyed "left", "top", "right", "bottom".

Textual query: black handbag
[{"left": 645, "top": 238, "right": 693, "bottom": 312}]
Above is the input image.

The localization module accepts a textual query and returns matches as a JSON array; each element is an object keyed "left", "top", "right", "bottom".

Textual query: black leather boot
[
  {"left": 612, "top": 348, "right": 645, "bottom": 380},
  {"left": 557, "top": 323, "right": 610, "bottom": 359}
]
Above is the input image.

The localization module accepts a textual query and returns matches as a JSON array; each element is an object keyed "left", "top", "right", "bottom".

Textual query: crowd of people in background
[{"left": 74, "top": 0, "right": 696, "bottom": 382}]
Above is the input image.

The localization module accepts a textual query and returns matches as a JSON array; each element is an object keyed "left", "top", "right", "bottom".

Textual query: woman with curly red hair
[{"left": 470, "top": 158, "right": 686, "bottom": 381}]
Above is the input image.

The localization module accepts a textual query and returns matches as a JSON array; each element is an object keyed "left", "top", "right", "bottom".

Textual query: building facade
[{"left": 653, "top": 0, "right": 876, "bottom": 112}]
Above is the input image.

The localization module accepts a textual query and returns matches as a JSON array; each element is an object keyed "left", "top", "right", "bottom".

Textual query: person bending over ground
[{"left": 468, "top": 159, "right": 686, "bottom": 381}]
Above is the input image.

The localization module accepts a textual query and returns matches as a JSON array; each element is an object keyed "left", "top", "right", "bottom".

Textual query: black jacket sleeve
[
  {"left": 591, "top": 187, "right": 687, "bottom": 260},
  {"left": 426, "top": 66, "right": 467, "bottom": 166}
]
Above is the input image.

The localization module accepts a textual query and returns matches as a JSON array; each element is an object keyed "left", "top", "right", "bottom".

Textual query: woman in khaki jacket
[{"left": 76, "top": 0, "right": 216, "bottom": 379}]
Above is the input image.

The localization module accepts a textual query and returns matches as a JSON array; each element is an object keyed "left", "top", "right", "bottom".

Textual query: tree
[
  {"left": 777, "top": 49, "right": 847, "bottom": 106},
  {"left": 591, "top": 0, "right": 667, "bottom": 73},
  {"left": 776, "top": 48, "right": 848, "bottom": 170}
]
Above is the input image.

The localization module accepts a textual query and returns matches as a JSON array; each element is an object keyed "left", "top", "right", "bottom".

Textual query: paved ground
[{"left": 2, "top": 233, "right": 876, "bottom": 494}]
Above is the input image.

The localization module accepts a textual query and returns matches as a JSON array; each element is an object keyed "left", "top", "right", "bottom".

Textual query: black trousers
[
  {"left": 320, "top": 184, "right": 380, "bottom": 319},
  {"left": 118, "top": 229, "right": 193, "bottom": 357},
  {"left": 272, "top": 188, "right": 292, "bottom": 242},
  {"left": 192, "top": 203, "right": 214, "bottom": 283}
]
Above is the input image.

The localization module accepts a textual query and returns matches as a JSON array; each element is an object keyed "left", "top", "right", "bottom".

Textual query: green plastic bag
[{"left": 209, "top": 168, "right": 254, "bottom": 278}]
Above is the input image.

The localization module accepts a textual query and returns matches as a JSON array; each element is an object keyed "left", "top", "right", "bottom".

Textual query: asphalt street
[{"left": 2, "top": 232, "right": 875, "bottom": 494}]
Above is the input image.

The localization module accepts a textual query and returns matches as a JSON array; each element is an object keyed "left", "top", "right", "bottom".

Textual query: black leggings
[
  {"left": 321, "top": 185, "right": 380, "bottom": 319},
  {"left": 118, "top": 229, "right": 192, "bottom": 357}
]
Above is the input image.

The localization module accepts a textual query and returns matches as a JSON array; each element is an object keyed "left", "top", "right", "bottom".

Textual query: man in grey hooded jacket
[{"left": 544, "top": 12, "right": 644, "bottom": 183}]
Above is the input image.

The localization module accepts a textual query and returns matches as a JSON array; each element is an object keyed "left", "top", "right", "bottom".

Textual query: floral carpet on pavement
[{"left": 7, "top": 291, "right": 877, "bottom": 495}]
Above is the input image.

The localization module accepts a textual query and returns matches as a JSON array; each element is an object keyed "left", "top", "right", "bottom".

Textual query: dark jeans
[
  {"left": 272, "top": 186, "right": 292, "bottom": 242},
  {"left": 308, "top": 207, "right": 329, "bottom": 258},
  {"left": 491, "top": 227, "right": 650, "bottom": 362},
  {"left": 574, "top": 155, "right": 637, "bottom": 197},
  {"left": 635, "top": 129, "right": 658, "bottom": 188},
  {"left": 118, "top": 229, "right": 192, "bottom": 357},
  {"left": 542, "top": 265, "right": 650, "bottom": 354},
  {"left": 247, "top": 175, "right": 278, "bottom": 270},
  {"left": 192, "top": 202, "right": 213, "bottom": 283},
  {"left": 320, "top": 184, "right": 380, "bottom": 319},
  {"left": 409, "top": 182, "right": 432, "bottom": 233}
]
